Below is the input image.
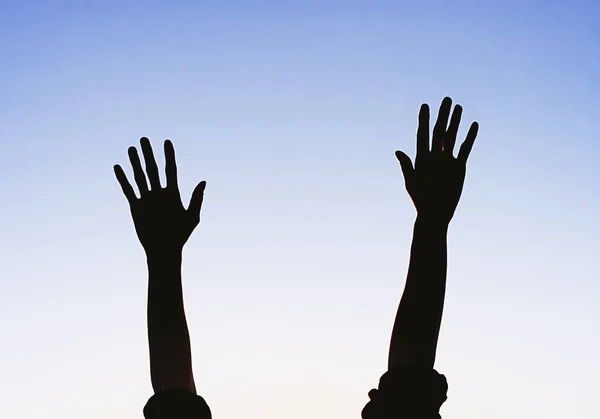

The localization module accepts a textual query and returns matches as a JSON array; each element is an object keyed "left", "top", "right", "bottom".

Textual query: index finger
[{"left": 416, "top": 104, "right": 430, "bottom": 156}]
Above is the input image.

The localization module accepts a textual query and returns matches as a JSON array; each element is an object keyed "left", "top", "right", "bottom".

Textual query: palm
[
  {"left": 114, "top": 138, "right": 206, "bottom": 255},
  {"left": 130, "top": 189, "right": 192, "bottom": 250},
  {"left": 396, "top": 97, "right": 478, "bottom": 224}
]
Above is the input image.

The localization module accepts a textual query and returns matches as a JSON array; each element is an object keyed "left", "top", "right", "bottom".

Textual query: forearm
[
  {"left": 147, "top": 251, "right": 196, "bottom": 393},
  {"left": 388, "top": 215, "right": 449, "bottom": 369}
]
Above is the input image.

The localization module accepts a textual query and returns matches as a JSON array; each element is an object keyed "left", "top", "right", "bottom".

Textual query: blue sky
[{"left": 0, "top": 1, "right": 599, "bottom": 418}]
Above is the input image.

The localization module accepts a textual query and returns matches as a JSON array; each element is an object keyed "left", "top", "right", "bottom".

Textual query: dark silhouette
[
  {"left": 114, "top": 138, "right": 211, "bottom": 418},
  {"left": 112, "top": 97, "right": 477, "bottom": 418},
  {"left": 362, "top": 97, "right": 478, "bottom": 419}
]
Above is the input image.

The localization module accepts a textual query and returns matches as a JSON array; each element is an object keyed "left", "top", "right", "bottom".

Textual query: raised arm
[
  {"left": 114, "top": 138, "right": 206, "bottom": 394},
  {"left": 389, "top": 97, "right": 478, "bottom": 368},
  {"left": 362, "top": 97, "right": 478, "bottom": 419}
]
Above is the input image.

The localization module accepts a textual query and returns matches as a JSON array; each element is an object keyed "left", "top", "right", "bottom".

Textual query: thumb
[
  {"left": 188, "top": 180, "right": 207, "bottom": 221},
  {"left": 395, "top": 150, "right": 415, "bottom": 185}
]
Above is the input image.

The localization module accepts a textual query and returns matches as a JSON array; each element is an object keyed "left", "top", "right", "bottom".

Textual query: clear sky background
[{"left": 0, "top": 1, "right": 599, "bottom": 418}]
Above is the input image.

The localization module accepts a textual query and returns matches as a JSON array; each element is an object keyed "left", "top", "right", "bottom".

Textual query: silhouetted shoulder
[
  {"left": 362, "top": 366, "right": 448, "bottom": 419},
  {"left": 143, "top": 389, "right": 212, "bottom": 419}
]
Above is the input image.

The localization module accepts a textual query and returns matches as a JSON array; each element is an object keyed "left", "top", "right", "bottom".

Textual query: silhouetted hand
[
  {"left": 114, "top": 138, "right": 206, "bottom": 257},
  {"left": 395, "top": 97, "right": 478, "bottom": 224}
]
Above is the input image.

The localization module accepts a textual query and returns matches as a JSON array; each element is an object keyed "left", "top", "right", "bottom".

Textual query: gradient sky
[{"left": 1, "top": 1, "right": 599, "bottom": 418}]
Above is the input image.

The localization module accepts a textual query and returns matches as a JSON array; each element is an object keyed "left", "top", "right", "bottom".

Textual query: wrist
[
  {"left": 415, "top": 214, "right": 450, "bottom": 233},
  {"left": 145, "top": 248, "right": 183, "bottom": 265}
]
